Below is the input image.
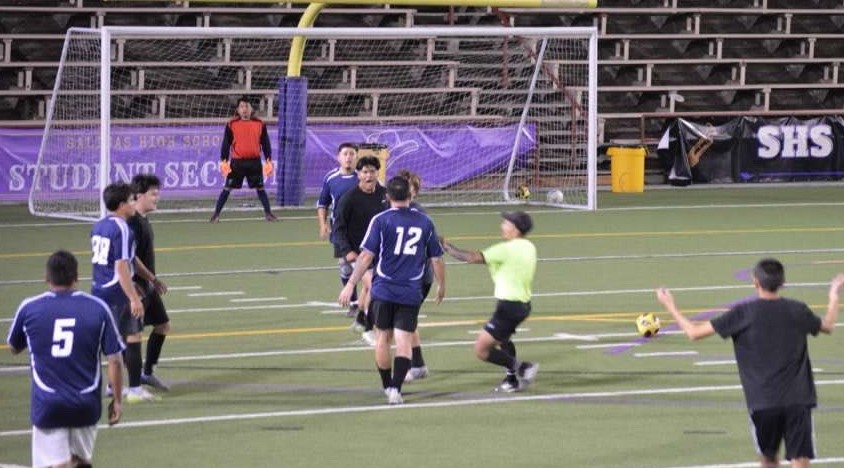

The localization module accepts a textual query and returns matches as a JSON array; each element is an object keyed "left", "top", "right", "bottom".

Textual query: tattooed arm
[{"left": 439, "top": 237, "right": 485, "bottom": 264}]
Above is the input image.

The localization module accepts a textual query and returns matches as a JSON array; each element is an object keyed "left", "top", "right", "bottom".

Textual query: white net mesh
[{"left": 31, "top": 27, "right": 596, "bottom": 221}]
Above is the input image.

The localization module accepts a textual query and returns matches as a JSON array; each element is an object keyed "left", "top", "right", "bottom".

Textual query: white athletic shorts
[{"left": 32, "top": 425, "right": 97, "bottom": 468}]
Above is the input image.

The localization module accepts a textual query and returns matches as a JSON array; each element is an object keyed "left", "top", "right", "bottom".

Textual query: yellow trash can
[
  {"left": 356, "top": 143, "right": 389, "bottom": 184},
  {"left": 607, "top": 146, "right": 647, "bottom": 193}
]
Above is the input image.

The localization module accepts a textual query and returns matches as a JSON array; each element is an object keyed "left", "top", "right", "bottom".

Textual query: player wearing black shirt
[
  {"left": 332, "top": 156, "right": 387, "bottom": 343},
  {"left": 129, "top": 174, "right": 170, "bottom": 393},
  {"left": 658, "top": 259, "right": 843, "bottom": 467}
]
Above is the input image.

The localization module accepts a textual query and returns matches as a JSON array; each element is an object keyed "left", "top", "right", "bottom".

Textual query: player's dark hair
[
  {"left": 753, "top": 258, "right": 785, "bottom": 292},
  {"left": 102, "top": 182, "right": 135, "bottom": 212},
  {"left": 131, "top": 173, "right": 161, "bottom": 194},
  {"left": 46, "top": 249, "right": 78, "bottom": 287},
  {"left": 338, "top": 142, "right": 358, "bottom": 153},
  {"left": 237, "top": 95, "right": 253, "bottom": 107},
  {"left": 386, "top": 176, "right": 410, "bottom": 201},
  {"left": 397, "top": 168, "right": 421, "bottom": 194},
  {"left": 356, "top": 155, "right": 380, "bottom": 171}
]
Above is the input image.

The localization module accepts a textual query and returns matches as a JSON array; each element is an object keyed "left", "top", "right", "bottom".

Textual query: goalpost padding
[{"left": 31, "top": 26, "right": 597, "bottom": 221}]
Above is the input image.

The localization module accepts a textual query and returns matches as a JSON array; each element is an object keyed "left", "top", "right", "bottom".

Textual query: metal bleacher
[{"left": 1, "top": 0, "right": 843, "bottom": 149}]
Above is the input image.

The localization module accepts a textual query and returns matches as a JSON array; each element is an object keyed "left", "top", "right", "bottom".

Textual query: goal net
[{"left": 32, "top": 26, "right": 597, "bottom": 221}]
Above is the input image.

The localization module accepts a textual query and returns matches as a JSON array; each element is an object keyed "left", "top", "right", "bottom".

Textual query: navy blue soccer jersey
[
  {"left": 317, "top": 169, "right": 358, "bottom": 242},
  {"left": 361, "top": 207, "right": 443, "bottom": 306},
  {"left": 90, "top": 215, "right": 135, "bottom": 300},
  {"left": 6, "top": 290, "right": 125, "bottom": 428}
]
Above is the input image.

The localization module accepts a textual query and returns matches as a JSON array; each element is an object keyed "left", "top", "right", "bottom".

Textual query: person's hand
[
  {"left": 219, "top": 160, "right": 231, "bottom": 177},
  {"left": 655, "top": 287, "right": 674, "bottom": 308},
  {"left": 151, "top": 278, "right": 167, "bottom": 296},
  {"left": 108, "top": 399, "right": 122, "bottom": 426},
  {"left": 338, "top": 283, "right": 355, "bottom": 308},
  {"left": 829, "top": 274, "right": 844, "bottom": 301},
  {"left": 345, "top": 252, "right": 358, "bottom": 263},
  {"left": 435, "top": 284, "right": 445, "bottom": 305},
  {"left": 129, "top": 297, "right": 144, "bottom": 319},
  {"left": 263, "top": 160, "right": 274, "bottom": 177},
  {"left": 319, "top": 224, "right": 330, "bottom": 240}
]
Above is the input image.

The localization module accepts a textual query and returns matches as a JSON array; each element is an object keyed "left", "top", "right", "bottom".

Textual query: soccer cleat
[
  {"left": 385, "top": 387, "right": 404, "bottom": 405},
  {"left": 493, "top": 376, "right": 522, "bottom": 393},
  {"left": 361, "top": 330, "right": 376, "bottom": 347},
  {"left": 350, "top": 309, "right": 367, "bottom": 333},
  {"left": 264, "top": 212, "right": 279, "bottom": 222},
  {"left": 140, "top": 373, "right": 170, "bottom": 392},
  {"left": 516, "top": 362, "right": 539, "bottom": 386},
  {"left": 346, "top": 303, "right": 359, "bottom": 318},
  {"left": 404, "top": 366, "right": 429, "bottom": 383},
  {"left": 105, "top": 384, "right": 128, "bottom": 398},
  {"left": 209, "top": 213, "right": 221, "bottom": 223},
  {"left": 125, "top": 386, "right": 161, "bottom": 403}
]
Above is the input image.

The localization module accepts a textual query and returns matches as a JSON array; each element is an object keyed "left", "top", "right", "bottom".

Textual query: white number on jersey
[
  {"left": 393, "top": 226, "right": 422, "bottom": 256},
  {"left": 91, "top": 235, "right": 110, "bottom": 265},
  {"left": 51, "top": 318, "right": 76, "bottom": 358}
]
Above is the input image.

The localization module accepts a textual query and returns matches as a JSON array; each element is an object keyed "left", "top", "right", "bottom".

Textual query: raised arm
[
  {"left": 820, "top": 273, "right": 844, "bottom": 334},
  {"left": 439, "top": 237, "right": 485, "bottom": 264},
  {"left": 656, "top": 287, "right": 715, "bottom": 341}
]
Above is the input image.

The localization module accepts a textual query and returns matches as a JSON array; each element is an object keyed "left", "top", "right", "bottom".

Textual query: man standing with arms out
[
  {"left": 332, "top": 155, "right": 387, "bottom": 345},
  {"left": 339, "top": 176, "right": 445, "bottom": 405},
  {"left": 7, "top": 250, "right": 124, "bottom": 468},
  {"left": 317, "top": 143, "right": 360, "bottom": 317},
  {"left": 129, "top": 174, "right": 170, "bottom": 392},
  {"left": 440, "top": 211, "right": 539, "bottom": 392},
  {"left": 210, "top": 96, "right": 278, "bottom": 223},
  {"left": 657, "top": 259, "right": 843, "bottom": 468},
  {"left": 91, "top": 182, "right": 159, "bottom": 403}
]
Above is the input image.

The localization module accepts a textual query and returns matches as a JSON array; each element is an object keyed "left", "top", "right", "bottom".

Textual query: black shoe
[
  {"left": 209, "top": 213, "right": 220, "bottom": 223},
  {"left": 264, "top": 212, "right": 279, "bottom": 222},
  {"left": 517, "top": 362, "right": 539, "bottom": 386},
  {"left": 494, "top": 375, "right": 521, "bottom": 393}
]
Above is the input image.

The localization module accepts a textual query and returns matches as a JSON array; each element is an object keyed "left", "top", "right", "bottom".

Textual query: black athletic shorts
[
  {"left": 137, "top": 281, "right": 169, "bottom": 327},
  {"left": 483, "top": 300, "right": 531, "bottom": 343},
  {"left": 750, "top": 405, "right": 815, "bottom": 461},
  {"left": 372, "top": 299, "right": 420, "bottom": 333},
  {"left": 225, "top": 158, "right": 264, "bottom": 189}
]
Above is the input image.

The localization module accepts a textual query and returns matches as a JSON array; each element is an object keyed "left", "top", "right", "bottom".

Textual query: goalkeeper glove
[
  {"left": 219, "top": 160, "right": 231, "bottom": 177},
  {"left": 263, "top": 160, "right": 274, "bottom": 177}
]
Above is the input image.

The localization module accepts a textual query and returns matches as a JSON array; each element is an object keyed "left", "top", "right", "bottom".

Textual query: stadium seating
[{"left": 0, "top": 1, "right": 843, "bottom": 147}]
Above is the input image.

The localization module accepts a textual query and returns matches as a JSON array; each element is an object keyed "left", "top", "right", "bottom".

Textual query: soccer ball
[
  {"left": 515, "top": 184, "right": 531, "bottom": 200},
  {"left": 635, "top": 312, "right": 661, "bottom": 337},
  {"left": 546, "top": 189, "right": 565, "bottom": 204}
]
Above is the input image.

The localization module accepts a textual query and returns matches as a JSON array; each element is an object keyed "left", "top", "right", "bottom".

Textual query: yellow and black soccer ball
[
  {"left": 515, "top": 184, "right": 531, "bottom": 201},
  {"left": 635, "top": 312, "right": 661, "bottom": 338}
]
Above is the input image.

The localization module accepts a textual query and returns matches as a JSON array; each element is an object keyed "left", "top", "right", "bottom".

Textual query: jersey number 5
[
  {"left": 91, "top": 235, "right": 111, "bottom": 265},
  {"left": 393, "top": 226, "right": 422, "bottom": 255},
  {"left": 51, "top": 318, "right": 76, "bottom": 358}
]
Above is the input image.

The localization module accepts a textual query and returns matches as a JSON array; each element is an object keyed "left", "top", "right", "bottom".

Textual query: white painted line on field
[
  {"left": 167, "top": 286, "right": 203, "bottom": 291},
  {"left": 553, "top": 332, "right": 599, "bottom": 341},
  {"left": 694, "top": 360, "right": 737, "bottom": 366},
  {"left": 634, "top": 351, "right": 698, "bottom": 358},
  {"left": 0, "top": 367, "right": 27, "bottom": 373},
  {"left": 230, "top": 297, "right": 288, "bottom": 303},
  {"left": 187, "top": 291, "right": 245, "bottom": 297},
  {"left": 2, "top": 379, "right": 843, "bottom": 439},
  {"left": 320, "top": 309, "right": 347, "bottom": 315},
  {"left": 0, "top": 463, "right": 30, "bottom": 468},
  {"left": 577, "top": 342, "right": 642, "bottom": 349}
]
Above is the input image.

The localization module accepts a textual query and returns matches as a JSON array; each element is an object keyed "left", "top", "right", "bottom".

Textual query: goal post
[{"left": 31, "top": 26, "right": 597, "bottom": 221}]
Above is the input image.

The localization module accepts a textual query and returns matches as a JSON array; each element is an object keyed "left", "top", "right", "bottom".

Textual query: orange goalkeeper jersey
[{"left": 222, "top": 118, "right": 271, "bottom": 160}]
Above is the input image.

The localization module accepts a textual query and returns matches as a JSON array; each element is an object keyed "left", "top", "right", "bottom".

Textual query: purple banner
[{"left": 0, "top": 123, "right": 535, "bottom": 202}]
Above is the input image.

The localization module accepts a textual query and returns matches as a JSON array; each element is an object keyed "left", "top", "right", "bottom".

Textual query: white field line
[
  {"left": 635, "top": 351, "right": 699, "bottom": 358},
  {"left": 230, "top": 297, "right": 287, "bottom": 303},
  {"left": 187, "top": 291, "right": 244, "bottom": 297},
  {"left": 695, "top": 360, "right": 738, "bottom": 366},
  {"left": 2, "top": 379, "right": 843, "bottom": 439},
  {"left": 669, "top": 457, "right": 844, "bottom": 468},
  {"left": 577, "top": 342, "right": 642, "bottom": 349},
  {"left": 166, "top": 286, "right": 203, "bottom": 291}
]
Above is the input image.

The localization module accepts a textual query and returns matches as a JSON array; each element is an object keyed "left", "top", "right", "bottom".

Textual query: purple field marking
[{"left": 604, "top": 295, "right": 756, "bottom": 355}]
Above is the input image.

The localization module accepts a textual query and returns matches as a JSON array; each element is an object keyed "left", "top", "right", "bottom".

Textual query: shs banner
[{"left": 657, "top": 116, "right": 844, "bottom": 185}]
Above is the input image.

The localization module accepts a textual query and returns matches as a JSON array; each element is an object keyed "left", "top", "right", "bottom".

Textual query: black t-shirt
[
  {"left": 711, "top": 297, "right": 822, "bottom": 411},
  {"left": 127, "top": 213, "right": 155, "bottom": 281},
  {"left": 332, "top": 184, "right": 387, "bottom": 258}
]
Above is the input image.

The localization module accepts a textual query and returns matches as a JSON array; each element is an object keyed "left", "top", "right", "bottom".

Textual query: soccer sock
[
  {"left": 378, "top": 367, "right": 392, "bottom": 389},
  {"left": 124, "top": 342, "right": 143, "bottom": 388},
  {"left": 214, "top": 190, "right": 230, "bottom": 214},
  {"left": 485, "top": 347, "right": 516, "bottom": 371},
  {"left": 391, "top": 356, "right": 411, "bottom": 392},
  {"left": 257, "top": 189, "right": 272, "bottom": 213},
  {"left": 363, "top": 309, "right": 374, "bottom": 332},
  {"left": 411, "top": 346, "right": 425, "bottom": 368},
  {"left": 144, "top": 332, "right": 166, "bottom": 375},
  {"left": 500, "top": 341, "right": 516, "bottom": 376}
]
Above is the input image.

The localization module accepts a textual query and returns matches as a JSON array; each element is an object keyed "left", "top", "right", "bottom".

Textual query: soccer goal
[{"left": 31, "top": 26, "right": 597, "bottom": 221}]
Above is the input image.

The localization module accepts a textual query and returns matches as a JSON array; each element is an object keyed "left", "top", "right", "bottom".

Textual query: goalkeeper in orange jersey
[{"left": 210, "top": 96, "right": 278, "bottom": 223}]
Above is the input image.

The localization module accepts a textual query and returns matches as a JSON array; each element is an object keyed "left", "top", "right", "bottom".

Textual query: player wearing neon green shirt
[{"left": 440, "top": 211, "right": 538, "bottom": 393}]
